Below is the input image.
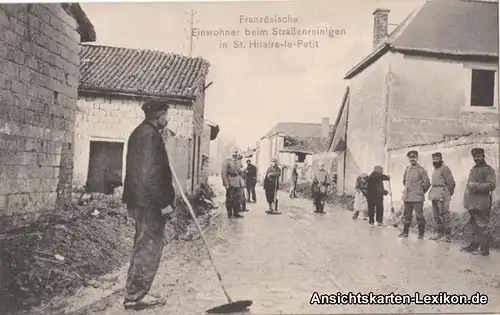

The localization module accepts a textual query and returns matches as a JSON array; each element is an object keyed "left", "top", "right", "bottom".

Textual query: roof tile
[{"left": 79, "top": 44, "right": 210, "bottom": 99}]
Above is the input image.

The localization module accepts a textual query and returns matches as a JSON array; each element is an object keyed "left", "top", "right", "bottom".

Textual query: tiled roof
[
  {"left": 262, "top": 122, "right": 334, "bottom": 139},
  {"left": 345, "top": 0, "right": 498, "bottom": 79},
  {"left": 79, "top": 44, "right": 210, "bottom": 99},
  {"left": 281, "top": 136, "right": 331, "bottom": 154}
]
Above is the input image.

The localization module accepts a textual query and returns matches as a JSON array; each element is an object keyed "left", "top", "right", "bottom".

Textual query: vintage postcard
[{"left": 0, "top": 0, "right": 499, "bottom": 314}]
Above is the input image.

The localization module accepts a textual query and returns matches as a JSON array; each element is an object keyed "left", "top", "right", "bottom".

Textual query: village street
[{"left": 25, "top": 188, "right": 499, "bottom": 315}]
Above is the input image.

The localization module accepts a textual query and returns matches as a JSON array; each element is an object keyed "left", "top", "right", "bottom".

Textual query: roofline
[
  {"left": 260, "top": 123, "right": 336, "bottom": 140},
  {"left": 394, "top": 47, "right": 499, "bottom": 59},
  {"left": 344, "top": 44, "right": 391, "bottom": 79},
  {"left": 279, "top": 149, "right": 314, "bottom": 154},
  {"left": 328, "top": 86, "right": 350, "bottom": 150},
  {"left": 78, "top": 88, "right": 195, "bottom": 104},
  {"left": 61, "top": 3, "right": 96, "bottom": 43}
]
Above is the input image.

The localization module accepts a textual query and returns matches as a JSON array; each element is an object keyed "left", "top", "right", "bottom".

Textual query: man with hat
[
  {"left": 236, "top": 153, "right": 249, "bottom": 211},
  {"left": 245, "top": 159, "right": 258, "bottom": 203},
  {"left": 399, "top": 150, "right": 431, "bottom": 239},
  {"left": 264, "top": 157, "right": 281, "bottom": 212},
  {"left": 122, "top": 99, "right": 175, "bottom": 309},
  {"left": 461, "top": 148, "right": 496, "bottom": 256},
  {"left": 428, "top": 152, "right": 456, "bottom": 241},
  {"left": 312, "top": 163, "right": 331, "bottom": 213},
  {"left": 366, "top": 165, "right": 390, "bottom": 226},
  {"left": 221, "top": 148, "right": 244, "bottom": 219}
]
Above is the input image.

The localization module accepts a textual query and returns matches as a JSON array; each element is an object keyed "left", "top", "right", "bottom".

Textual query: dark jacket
[
  {"left": 366, "top": 171, "right": 390, "bottom": 201},
  {"left": 263, "top": 165, "right": 280, "bottom": 190},
  {"left": 463, "top": 162, "right": 496, "bottom": 211},
  {"left": 123, "top": 120, "right": 175, "bottom": 210},
  {"left": 245, "top": 164, "right": 257, "bottom": 183}
]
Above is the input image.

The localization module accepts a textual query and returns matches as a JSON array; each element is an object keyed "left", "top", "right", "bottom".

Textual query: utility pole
[{"left": 187, "top": 9, "right": 194, "bottom": 57}]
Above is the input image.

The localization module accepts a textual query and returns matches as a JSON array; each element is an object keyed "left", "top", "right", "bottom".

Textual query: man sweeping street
[
  {"left": 428, "top": 152, "right": 456, "bottom": 241},
  {"left": 461, "top": 148, "right": 496, "bottom": 256},
  {"left": 245, "top": 159, "right": 257, "bottom": 203},
  {"left": 221, "top": 149, "right": 244, "bottom": 219},
  {"left": 122, "top": 99, "right": 175, "bottom": 310},
  {"left": 312, "top": 163, "right": 331, "bottom": 214},
  {"left": 399, "top": 150, "right": 431, "bottom": 239},
  {"left": 264, "top": 158, "right": 281, "bottom": 213},
  {"left": 366, "top": 165, "right": 390, "bottom": 227}
]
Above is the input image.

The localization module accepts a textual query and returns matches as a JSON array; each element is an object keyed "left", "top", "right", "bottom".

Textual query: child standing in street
[{"left": 352, "top": 173, "right": 369, "bottom": 219}]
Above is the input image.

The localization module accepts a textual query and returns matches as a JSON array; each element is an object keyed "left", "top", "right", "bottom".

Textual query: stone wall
[
  {"left": 0, "top": 4, "right": 80, "bottom": 225},
  {"left": 74, "top": 95, "right": 196, "bottom": 193}
]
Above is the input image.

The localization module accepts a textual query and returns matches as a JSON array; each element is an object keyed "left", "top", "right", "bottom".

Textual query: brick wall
[
  {"left": 344, "top": 53, "right": 390, "bottom": 195},
  {"left": 388, "top": 53, "right": 498, "bottom": 149},
  {"left": 387, "top": 135, "right": 499, "bottom": 214},
  {"left": 0, "top": 4, "right": 80, "bottom": 224},
  {"left": 74, "top": 95, "right": 195, "bottom": 192}
]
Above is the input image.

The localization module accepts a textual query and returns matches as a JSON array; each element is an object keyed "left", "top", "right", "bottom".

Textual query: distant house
[
  {"left": 0, "top": 4, "right": 95, "bottom": 226},
  {"left": 255, "top": 118, "right": 334, "bottom": 183},
  {"left": 74, "top": 44, "right": 212, "bottom": 195},
  {"left": 330, "top": 0, "right": 498, "bottom": 205}
]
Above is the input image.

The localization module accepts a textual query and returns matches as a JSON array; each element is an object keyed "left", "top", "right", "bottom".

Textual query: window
[
  {"left": 296, "top": 153, "right": 306, "bottom": 163},
  {"left": 470, "top": 69, "right": 496, "bottom": 107}
]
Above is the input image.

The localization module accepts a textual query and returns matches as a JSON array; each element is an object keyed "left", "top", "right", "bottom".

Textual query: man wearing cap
[
  {"left": 122, "top": 99, "right": 175, "bottom": 309},
  {"left": 289, "top": 164, "right": 299, "bottom": 198},
  {"left": 221, "top": 149, "right": 244, "bottom": 218},
  {"left": 312, "top": 163, "right": 331, "bottom": 213},
  {"left": 428, "top": 152, "right": 456, "bottom": 241},
  {"left": 399, "top": 150, "right": 431, "bottom": 239},
  {"left": 264, "top": 158, "right": 281, "bottom": 212},
  {"left": 245, "top": 159, "right": 257, "bottom": 202},
  {"left": 461, "top": 148, "right": 496, "bottom": 256},
  {"left": 236, "top": 154, "right": 249, "bottom": 211}
]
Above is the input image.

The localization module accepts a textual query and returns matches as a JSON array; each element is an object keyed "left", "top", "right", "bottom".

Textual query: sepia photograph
[{"left": 0, "top": 0, "right": 499, "bottom": 314}]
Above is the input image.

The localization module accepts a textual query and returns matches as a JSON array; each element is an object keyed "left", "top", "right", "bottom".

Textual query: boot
[
  {"left": 429, "top": 226, "right": 444, "bottom": 241},
  {"left": 352, "top": 211, "right": 359, "bottom": 219},
  {"left": 477, "top": 235, "right": 490, "bottom": 256},
  {"left": 399, "top": 224, "right": 410, "bottom": 237},
  {"left": 417, "top": 224, "right": 425, "bottom": 239},
  {"left": 461, "top": 242, "right": 479, "bottom": 252}
]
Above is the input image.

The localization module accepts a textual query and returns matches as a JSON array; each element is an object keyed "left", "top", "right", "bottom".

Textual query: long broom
[
  {"left": 169, "top": 162, "right": 252, "bottom": 314},
  {"left": 387, "top": 180, "right": 399, "bottom": 228}
]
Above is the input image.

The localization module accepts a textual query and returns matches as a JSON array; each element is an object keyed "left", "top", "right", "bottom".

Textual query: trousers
[
  {"left": 469, "top": 208, "right": 490, "bottom": 244},
  {"left": 431, "top": 197, "right": 451, "bottom": 232},
  {"left": 125, "top": 207, "right": 166, "bottom": 302},
  {"left": 225, "top": 187, "right": 240, "bottom": 216},
  {"left": 246, "top": 180, "right": 256, "bottom": 201},
  {"left": 367, "top": 198, "right": 384, "bottom": 224},
  {"left": 402, "top": 202, "right": 425, "bottom": 225}
]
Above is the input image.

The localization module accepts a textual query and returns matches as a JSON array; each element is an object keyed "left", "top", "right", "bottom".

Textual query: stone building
[
  {"left": 330, "top": 0, "right": 498, "bottom": 212},
  {"left": 73, "top": 44, "right": 211, "bottom": 195},
  {"left": 0, "top": 4, "right": 95, "bottom": 226}
]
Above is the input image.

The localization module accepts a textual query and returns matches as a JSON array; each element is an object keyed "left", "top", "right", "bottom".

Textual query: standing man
[
  {"left": 264, "top": 158, "right": 281, "bottom": 212},
  {"left": 122, "top": 100, "right": 175, "bottom": 310},
  {"left": 461, "top": 148, "right": 496, "bottom": 256},
  {"left": 289, "top": 164, "right": 299, "bottom": 198},
  {"left": 312, "top": 163, "right": 331, "bottom": 213},
  {"left": 237, "top": 154, "right": 249, "bottom": 211},
  {"left": 399, "top": 150, "right": 431, "bottom": 239},
  {"left": 245, "top": 159, "right": 257, "bottom": 203},
  {"left": 221, "top": 149, "right": 244, "bottom": 219},
  {"left": 428, "top": 152, "right": 456, "bottom": 241},
  {"left": 366, "top": 165, "right": 390, "bottom": 227}
]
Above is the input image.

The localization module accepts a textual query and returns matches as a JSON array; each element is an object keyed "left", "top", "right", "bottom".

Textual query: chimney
[
  {"left": 321, "top": 117, "right": 330, "bottom": 138},
  {"left": 373, "top": 8, "right": 390, "bottom": 49}
]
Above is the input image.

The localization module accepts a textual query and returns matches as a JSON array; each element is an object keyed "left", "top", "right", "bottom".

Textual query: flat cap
[
  {"left": 471, "top": 148, "right": 485, "bottom": 156},
  {"left": 271, "top": 157, "right": 278, "bottom": 162},
  {"left": 141, "top": 99, "right": 169, "bottom": 113},
  {"left": 373, "top": 165, "right": 383, "bottom": 172},
  {"left": 432, "top": 152, "right": 442, "bottom": 158},
  {"left": 407, "top": 150, "right": 418, "bottom": 157}
]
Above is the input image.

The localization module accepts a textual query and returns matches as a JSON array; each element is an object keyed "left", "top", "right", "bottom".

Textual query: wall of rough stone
[
  {"left": 388, "top": 53, "right": 498, "bottom": 149},
  {"left": 199, "top": 123, "right": 211, "bottom": 184},
  {"left": 387, "top": 135, "right": 499, "bottom": 215},
  {"left": 74, "top": 95, "right": 195, "bottom": 193},
  {"left": 0, "top": 4, "right": 80, "bottom": 225}
]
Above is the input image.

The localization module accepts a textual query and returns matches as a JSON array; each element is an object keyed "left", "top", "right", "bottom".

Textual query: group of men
[
  {"left": 220, "top": 148, "right": 258, "bottom": 218},
  {"left": 364, "top": 149, "right": 496, "bottom": 256}
]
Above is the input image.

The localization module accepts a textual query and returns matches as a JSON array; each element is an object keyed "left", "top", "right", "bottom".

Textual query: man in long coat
[
  {"left": 264, "top": 158, "right": 281, "bottom": 212},
  {"left": 399, "top": 150, "right": 431, "bottom": 239},
  {"left": 461, "top": 148, "right": 496, "bottom": 256},
  {"left": 221, "top": 149, "right": 244, "bottom": 218},
  {"left": 245, "top": 159, "right": 258, "bottom": 202},
  {"left": 122, "top": 99, "right": 175, "bottom": 310},
  {"left": 428, "top": 152, "right": 456, "bottom": 241}
]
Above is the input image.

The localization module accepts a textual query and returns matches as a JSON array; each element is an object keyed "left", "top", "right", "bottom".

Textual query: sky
[{"left": 81, "top": 0, "right": 424, "bottom": 149}]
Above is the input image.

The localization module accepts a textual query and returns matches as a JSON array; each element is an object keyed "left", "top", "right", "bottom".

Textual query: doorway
[{"left": 86, "top": 140, "right": 124, "bottom": 194}]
